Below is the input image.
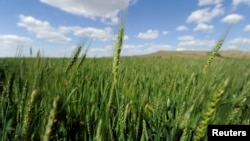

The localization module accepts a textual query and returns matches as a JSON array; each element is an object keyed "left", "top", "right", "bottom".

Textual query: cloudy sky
[{"left": 0, "top": 0, "right": 250, "bottom": 57}]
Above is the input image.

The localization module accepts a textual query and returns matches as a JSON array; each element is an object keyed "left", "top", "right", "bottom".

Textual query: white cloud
[
  {"left": 60, "top": 26, "right": 114, "bottom": 41},
  {"left": 221, "top": 14, "right": 244, "bottom": 24},
  {"left": 75, "top": 27, "right": 113, "bottom": 41},
  {"left": 18, "top": 15, "right": 116, "bottom": 43},
  {"left": 18, "top": 15, "right": 71, "bottom": 43},
  {"left": 243, "top": 24, "right": 250, "bottom": 31},
  {"left": 0, "top": 35, "right": 33, "bottom": 47},
  {"left": 137, "top": 29, "right": 159, "bottom": 40},
  {"left": 228, "top": 37, "right": 250, "bottom": 45},
  {"left": 121, "top": 43, "right": 171, "bottom": 56},
  {"left": 0, "top": 35, "right": 33, "bottom": 57},
  {"left": 162, "top": 31, "right": 168, "bottom": 35},
  {"left": 227, "top": 37, "right": 250, "bottom": 50},
  {"left": 123, "top": 44, "right": 143, "bottom": 50},
  {"left": 186, "top": 5, "right": 224, "bottom": 23},
  {"left": 83, "top": 43, "right": 172, "bottom": 57},
  {"left": 177, "top": 35, "right": 215, "bottom": 48},
  {"left": 53, "top": 45, "right": 112, "bottom": 57},
  {"left": 59, "top": 26, "right": 129, "bottom": 41},
  {"left": 194, "top": 23, "right": 214, "bottom": 32},
  {"left": 55, "top": 43, "right": 172, "bottom": 57},
  {"left": 146, "top": 44, "right": 171, "bottom": 52},
  {"left": 227, "top": 45, "right": 238, "bottom": 49},
  {"left": 176, "top": 48, "right": 187, "bottom": 51},
  {"left": 177, "top": 35, "right": 195, "bottom": 41},
  {"left": 77, "top": 43, "right": 145, "bottom": 57},
  {"left": 88, "top": 46, "right": 113, "bottom": 57},
  {"left": 178, "top": 39, "right": 215, "bottom": 48},
  {"left": 53, "top": 46, "right": 76, "bottom": 57},
  {"left": 176, "top": 25, "right": 189, "bottom": 31},
  {"left": 198, "top": 0, "right": 222, "bottom": 6},
  {"left": 40, "top": 0, "right": 137, "bottom": 25},
  {"left": 84, "top": 44, "right": 141, "bottom": 57},
  {"left": 124, "top": 35, "right": 129, "bottom": 40},
  {"left": 232, "top": 0, "right": 250, "bottom": 9}
]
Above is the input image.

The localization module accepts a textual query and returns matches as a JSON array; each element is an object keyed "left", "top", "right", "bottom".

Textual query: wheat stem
[
  {"left": 43, "top": 95, "right": 64, "bottom": 141},
  {"left": 22, "top": 90, "right": 38, "bottom": 140},
  {"left": 107, "top": 24, "right": 125, "bottom": 112},
  {"left": 193, "top": 79, "right": 229, "bottom": 141}
]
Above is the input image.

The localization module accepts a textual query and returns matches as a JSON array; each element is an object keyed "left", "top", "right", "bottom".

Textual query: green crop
[{"left": 0, "top": 16, "right": 249, "bottom": 141}]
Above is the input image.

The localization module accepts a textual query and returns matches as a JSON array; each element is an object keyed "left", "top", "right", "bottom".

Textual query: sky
[{"left": 0, "top": 0, "right": 250, "bottom": 57}]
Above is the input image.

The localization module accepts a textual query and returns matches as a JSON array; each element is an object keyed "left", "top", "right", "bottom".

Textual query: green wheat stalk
[
  {"left": 193, "top": 79, "right": 229, "bottom": 141},
  {"left": 64, "top": 45, "right": 82, "bottom": 74},
  {"left": 94, "top": 119, "right": 103, "bottom": 141},
  {"left": 226, "top": 97, "right": 247, "bottom": 124},
  {"left": 107, "top": 24, "right": 125, "bottom": 112},
  {"left": 141, "top": 119, "right": 149, "bottom": 141},
  {"left": 21, "top": 90, "right": 38, "bottom": 140},
  {"left": 176, "top": 73, "right": 195, "bottom": 128},
  {"left": 203, "top": 39, "right": 224, "bottom": 73},
  {"left": 118, "top": 97, "right": 125, "bottom": 141},
  {"left": 203, "top": 27, "right": 230, "bottom": 73},
  {"left": 179, "top": 128, "right": 188, "bottom": 141},
  {"left": 18, "top": 80, "right": 28, "bottom": 124},
  {"left": 43, "top": 95, "right": 64, "bottom": 141}
]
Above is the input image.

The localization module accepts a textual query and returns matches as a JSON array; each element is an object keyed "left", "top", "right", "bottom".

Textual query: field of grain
[{"left": 0, "top": 26, "right": 249, "bottom": 141}]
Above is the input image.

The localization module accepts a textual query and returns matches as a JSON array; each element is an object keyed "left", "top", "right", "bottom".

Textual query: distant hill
[{"left": 136, "top": 50, "right": 250, "bottom": 59}]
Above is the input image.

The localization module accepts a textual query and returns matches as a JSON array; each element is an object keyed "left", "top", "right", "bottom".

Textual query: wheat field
[{"left": 0, "top": 25, "right": 249, "bottom": 141}]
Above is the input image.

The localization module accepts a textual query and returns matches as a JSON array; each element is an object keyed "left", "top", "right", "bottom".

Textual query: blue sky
[{"left": 0, "top": 0, "right": 250, "bottom": 57}]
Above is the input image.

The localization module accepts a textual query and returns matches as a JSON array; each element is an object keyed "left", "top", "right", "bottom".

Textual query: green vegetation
[{"left": 0, "top": 23, "right": 250, "bottom": 141}]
